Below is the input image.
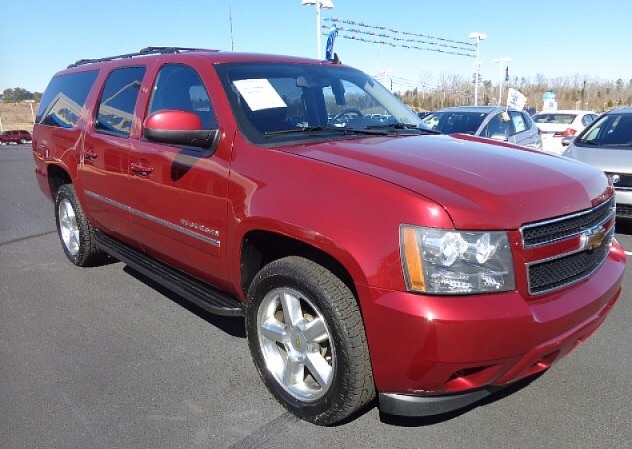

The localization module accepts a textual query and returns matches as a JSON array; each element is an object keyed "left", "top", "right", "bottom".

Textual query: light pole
[
  {"left": 25, "top": 100, "right": 36, "bottom": 124},
  {"left": 468, "top": 32, "right": 487, "bottom": 106},
  {"left": 493, "top": 57, "right": 511, "bottom": 106},
  {"left": 301, "top": 0, "right": 335, "bottom": 59}
]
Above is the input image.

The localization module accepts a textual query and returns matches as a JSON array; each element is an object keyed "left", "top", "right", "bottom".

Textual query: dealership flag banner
[
  {"left": 507, "top": 88, "right": 527, "bottom": 110},
  {"left": 326, "top": 24, "right": 339, "bottom": 61}
]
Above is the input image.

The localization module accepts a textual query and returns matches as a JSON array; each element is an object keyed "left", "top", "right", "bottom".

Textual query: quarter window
[
  {"left": 37, "top": 70, "right": 99, "bottom": 128},
  {"left": 95, "top": 66, "right": 146, "bottom": 137}
]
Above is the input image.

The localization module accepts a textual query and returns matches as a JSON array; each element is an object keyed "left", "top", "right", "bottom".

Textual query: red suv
[
  {"left": 1, "top": 129, "right": 32, "bottom": 144},
  {"left": 32, "top": 47, "right": 625, "bottom": 425}
]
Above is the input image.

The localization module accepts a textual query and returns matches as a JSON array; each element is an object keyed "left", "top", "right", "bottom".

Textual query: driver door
[{"left": 126, "top": 62, "right": 232, "bottom": 287}]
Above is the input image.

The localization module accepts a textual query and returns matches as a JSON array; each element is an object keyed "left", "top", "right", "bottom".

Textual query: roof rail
[{"left": 68, "top": 47, "right": 219, "bottom": 68}]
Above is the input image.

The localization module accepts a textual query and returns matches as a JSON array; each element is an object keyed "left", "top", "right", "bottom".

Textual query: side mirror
[
  {"left": 561, "top": 136, "right": 574, "bottom": 147},
  {"left": 143, "top": 110, "right": 219, "bottom": 150}
]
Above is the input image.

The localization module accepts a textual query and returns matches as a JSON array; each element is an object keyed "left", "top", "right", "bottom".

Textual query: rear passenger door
[
  {"left": 81, "top": 66, "right": 146, "bottom": 240},
  {"left": 127, "top": 62, "right": 233, "bottom": 288}
]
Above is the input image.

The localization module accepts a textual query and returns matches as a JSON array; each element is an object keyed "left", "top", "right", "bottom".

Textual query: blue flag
[{"left": 326, "top": 25, "right": 338, "bottom": 60}]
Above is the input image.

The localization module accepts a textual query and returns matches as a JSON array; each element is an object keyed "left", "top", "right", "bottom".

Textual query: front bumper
[{"left": 360, "top": 241, "right": 625, "bottom": 417}]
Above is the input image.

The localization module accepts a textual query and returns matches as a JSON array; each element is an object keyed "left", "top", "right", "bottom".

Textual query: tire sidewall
[
  {"left": 246, "top": 258, "right": 355, "bottom": 423},
  {"left": 54, "top": 185, "right": 84, "bottom": 266}
]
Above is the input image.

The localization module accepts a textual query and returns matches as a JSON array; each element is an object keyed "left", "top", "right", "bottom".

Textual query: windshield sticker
[{"left": 234, "top": 79, "right": 287, "bottom": 111}]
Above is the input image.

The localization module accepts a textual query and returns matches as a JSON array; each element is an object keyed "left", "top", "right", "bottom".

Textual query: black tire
[
  {"left": 54, "top": 184, "right": 105, "bottom": 267},
  {"left": 246, "top": 256, "right": 375, "bottom": 425}
]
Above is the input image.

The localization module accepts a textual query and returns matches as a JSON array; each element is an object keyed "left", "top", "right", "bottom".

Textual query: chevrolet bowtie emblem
[{"left": 581, "top": 225, "right": 607, "bottom": 250}]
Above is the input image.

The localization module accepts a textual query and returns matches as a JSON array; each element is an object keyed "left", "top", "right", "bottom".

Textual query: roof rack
[{"left": 68, "top": 47, "right": 219, "bottom": 68}]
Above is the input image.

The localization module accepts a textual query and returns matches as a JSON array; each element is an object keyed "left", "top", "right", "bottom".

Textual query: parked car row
[
  {"left": 532, "top": 110, "right": 598, "bottom": 154},
  {"left": 563, "top": 107, "right": 632, "bottom": 220},
  {"left": 0, "top": 129, "right": 32, "bottom": 145},
  {"left": 421, "top": 106, "right": 543, "bottom": 149}
]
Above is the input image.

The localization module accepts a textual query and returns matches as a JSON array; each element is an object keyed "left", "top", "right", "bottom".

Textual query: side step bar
[{"left": 95, "top": 231, "right": 244, "bottom": 317}]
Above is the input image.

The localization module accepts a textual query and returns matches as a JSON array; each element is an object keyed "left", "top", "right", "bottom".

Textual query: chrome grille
[
  {"left": 521, "top": 198, "right": 615, "bottom": 295},
  {"left": 528, "top": 231, "right": 613, "bottom": 295},
  {"left": 521, "top": 197, "right": 615, "bottom": 248}
]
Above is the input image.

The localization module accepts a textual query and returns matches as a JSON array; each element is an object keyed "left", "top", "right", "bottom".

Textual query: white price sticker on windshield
[{"left": 234, "top": 79, "right": 287, "bottom": 111}]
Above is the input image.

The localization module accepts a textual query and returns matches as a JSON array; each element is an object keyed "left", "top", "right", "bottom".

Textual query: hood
[
  {"left": 566, "top": 144, "right": 632, "bottom": 174},
  {"left": 290, "top": 134, "right": 611, "bottom": 230}
]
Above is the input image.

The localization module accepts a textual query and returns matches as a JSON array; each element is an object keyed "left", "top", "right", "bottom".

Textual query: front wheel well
[{"left": 240, "top": 231, "right": 357, "bottom": 300}]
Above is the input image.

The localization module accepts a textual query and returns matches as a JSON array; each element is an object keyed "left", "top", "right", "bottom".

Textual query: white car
[{"left": 533, "top": 109, "right": 598, "bottom": 154}]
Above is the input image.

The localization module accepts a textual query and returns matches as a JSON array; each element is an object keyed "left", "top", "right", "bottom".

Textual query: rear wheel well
[
  {"left": 47, "top": 164, "right": 72, "bottom": 200},
  {"left": 240, "top": 231, "right": 357, "bottom": 300}
]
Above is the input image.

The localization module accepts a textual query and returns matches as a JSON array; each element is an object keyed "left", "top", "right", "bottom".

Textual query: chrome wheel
[
  {"left": 247, "top": 256, "right": 375, "bottom": 424},
  {"left": 257, "top": 287, "right": 334, "bottom": 402},
  {"left": 58, "top": 197, "right": 80, "bottom": 256}
]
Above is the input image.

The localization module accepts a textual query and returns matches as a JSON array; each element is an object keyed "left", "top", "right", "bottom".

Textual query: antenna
[{"left": 229, "top": 1, "right": 234, "bottom": 51}]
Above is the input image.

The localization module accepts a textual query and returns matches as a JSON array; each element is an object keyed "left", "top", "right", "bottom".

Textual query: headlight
[{"left": 400, "top": 225, "right": 515, "bottom": 294}]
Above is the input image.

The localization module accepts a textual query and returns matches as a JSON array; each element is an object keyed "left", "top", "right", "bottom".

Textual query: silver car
[
  {"left": 422, "top": 106, "right": 543, "bottom": 149},
  {"left": 563, "top": 107, "right": 632, "bottom": 219}
]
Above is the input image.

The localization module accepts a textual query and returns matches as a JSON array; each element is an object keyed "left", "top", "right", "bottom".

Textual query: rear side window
[
  {"left": 95, "top": 66, "right": 146, "bottom": 137},
  {"left": 37, "top": 70, "right": 99, "bottom": 128}
]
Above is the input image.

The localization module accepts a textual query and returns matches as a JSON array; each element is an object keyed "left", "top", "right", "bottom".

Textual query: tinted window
[
  {"left": 148, "top": 64, "right": 217, "bottom": 129},
  {"left": 95, "top": 66, "right": 145, "bottom": 137},
  {"left": 37, "top": 70, "right": 99, "bottom": 128},
  {"left": 578, "top": 113, "right": 632, "bottom": 147}
]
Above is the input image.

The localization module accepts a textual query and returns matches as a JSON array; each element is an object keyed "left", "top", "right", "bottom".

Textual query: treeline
[
  {"left": 396, "top": 74, "right": 632, "bottom": 112},
  {"left": 3, "top": 88, "right": 42, "bottom": 103},
  {"left": 5, "top": 74, "right": 632, "bottom": 113}
]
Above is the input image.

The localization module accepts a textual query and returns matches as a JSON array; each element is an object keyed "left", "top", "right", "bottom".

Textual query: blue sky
[{"left": 1, "top": 0, "right": 629, "bottom": 94}]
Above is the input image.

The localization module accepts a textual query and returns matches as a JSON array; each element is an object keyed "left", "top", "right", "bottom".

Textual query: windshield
[
  {"left": 214, "top": 62, "right": 428, "bottom": 144},
  {"left": 576, "top": 113, "right": 632, "bottom": 147},
  {"left": 422, "top": 111, "right": 487, "bottom": 135}
]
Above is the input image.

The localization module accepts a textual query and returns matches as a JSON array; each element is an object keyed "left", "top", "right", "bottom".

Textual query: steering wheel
[{"left": 330, "top": 108, "right": 363, "bottom": 123}]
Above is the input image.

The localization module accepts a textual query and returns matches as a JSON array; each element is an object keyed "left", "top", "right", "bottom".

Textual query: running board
[{"left": 95, "top": 231, "right": 244, "bottom": 317}]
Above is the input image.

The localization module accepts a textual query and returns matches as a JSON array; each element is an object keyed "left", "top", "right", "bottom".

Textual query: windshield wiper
[
  {"left": 265, "top": 126, "right": 390, "bottom": 137},
  {"left": 365, "top": 123, "right": 442, "bottom": 134}
]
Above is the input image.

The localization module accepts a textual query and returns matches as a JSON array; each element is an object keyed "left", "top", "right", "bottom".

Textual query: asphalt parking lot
[{"left": 1, "top": 144, "right": 631, "bottom": 449}]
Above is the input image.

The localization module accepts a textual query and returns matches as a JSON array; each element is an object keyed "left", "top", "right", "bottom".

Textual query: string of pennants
[{"left": 323, "top": 18, "right": 476, "bottom": 58}]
